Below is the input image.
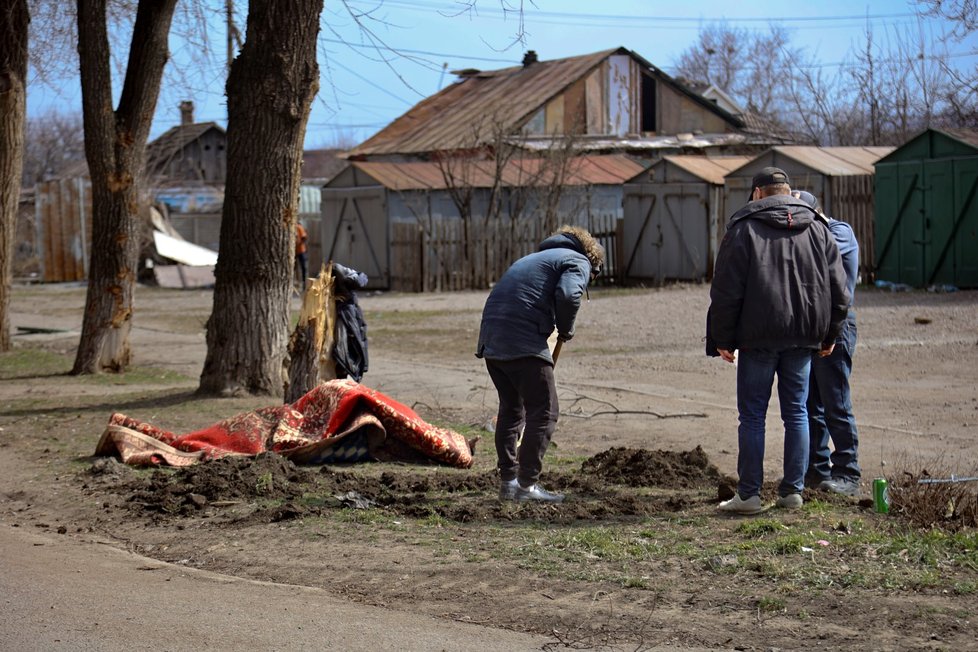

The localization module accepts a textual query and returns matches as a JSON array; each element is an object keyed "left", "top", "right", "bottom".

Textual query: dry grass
[{"left": 890, "top": 461, "right": 978, "bottom": 531}]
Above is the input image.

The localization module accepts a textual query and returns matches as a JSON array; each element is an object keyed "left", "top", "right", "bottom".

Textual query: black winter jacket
[{"left": 707, "top": 195, "right": 850, "bottom": 353}]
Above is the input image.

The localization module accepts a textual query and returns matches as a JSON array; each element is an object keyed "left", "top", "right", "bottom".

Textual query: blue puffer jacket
[{"left": 476, "top": 233, "right": 593, "bottom": 363}]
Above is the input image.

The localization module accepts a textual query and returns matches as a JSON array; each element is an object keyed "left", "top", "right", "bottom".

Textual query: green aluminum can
[{"left": 873, "top": 477, "right": 890, "bottom": 514}]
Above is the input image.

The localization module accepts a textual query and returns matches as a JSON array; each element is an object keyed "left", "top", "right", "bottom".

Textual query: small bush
[{"left": 888, "top": 464, "right": 978, "bottom": 531}]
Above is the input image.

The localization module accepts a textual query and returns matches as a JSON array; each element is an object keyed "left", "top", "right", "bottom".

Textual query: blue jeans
[
  {"left": 736, "top": 347, "right": 812, "bottom": 499},
  {"left": 807, "top": 313, "right": 860, "bottom": 482}
]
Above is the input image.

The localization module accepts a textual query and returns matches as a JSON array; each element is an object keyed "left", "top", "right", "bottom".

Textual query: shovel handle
[{"left": 552, "top": 339, "right": 563, "bottom": 365}]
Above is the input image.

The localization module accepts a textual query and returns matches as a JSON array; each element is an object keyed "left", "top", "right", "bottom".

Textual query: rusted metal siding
[
  {"left": 35, "top": 178, "right": 91, "bottom": 282},
  {"left": 563, "top": 78, "right": 587, "bottom": 134},
  {"left": 585, "top": 67, "right": 605, "bottom": 134},
  {"left": 659, "top": 155, "right": 753, "bottom": 186},
  {"left": 329, "top": 155, "right": 645, "bottom": 192}
]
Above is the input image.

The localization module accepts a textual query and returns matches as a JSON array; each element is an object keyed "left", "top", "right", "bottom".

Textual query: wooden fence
[
  {"left": 830, "top": 174, "right": 876, "bottom": 281},
  {"left": 389, "top": 213, "right": 621, "bottom": 292},
  {"left": 35, "top": 178, "right": 92, "bottom": 282}
]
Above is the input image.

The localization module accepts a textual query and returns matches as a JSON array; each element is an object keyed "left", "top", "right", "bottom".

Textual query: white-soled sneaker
[
  {"left": 515, "top": 483, "right": 564, "bottom": 503},
  {"left": 498, "top": 478, "right": 519, "bottom": 501},
  {"left": 718, "top": 494, "right": 764, "bottom": 515}
]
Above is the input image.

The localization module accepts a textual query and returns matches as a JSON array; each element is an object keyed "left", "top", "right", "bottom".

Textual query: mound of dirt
[
  {"left": 581, "top": 445, "right": 726, "bottom": 488},
  {"left": 105, "top": 446, "right": 730, "bottom": 523},
  {"left": 125, "top": 453, "right": 313, "bottom": 516}
]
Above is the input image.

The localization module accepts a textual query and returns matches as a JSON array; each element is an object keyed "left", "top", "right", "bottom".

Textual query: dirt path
[{"left": 2, "top": 282, "right": 977, "bottom": 650}]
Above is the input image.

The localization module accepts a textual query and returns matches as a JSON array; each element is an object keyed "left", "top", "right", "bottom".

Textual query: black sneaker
[
  {"left": 515, "top": 483, "right": 564, "bottom": 503},
  {"left": 498, "top": 478, "right": 518, "bottom": 501},
  {"left": 819, "top": 478, "right": 860, "bottom": 497},
  {"left": 805, "top": 474, "right": 830, "bottom": 490}
]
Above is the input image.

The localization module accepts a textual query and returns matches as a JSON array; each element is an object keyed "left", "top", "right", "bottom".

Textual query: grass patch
[
  {"left": 736, "top": 519, "right": 785, "bottom": 537},
  {"left": 0, "top": 346, "right": 192, "bottom": 386},
  {"left": 757, "top": 595, "right": 786, "bottom": 613},
  {"left": 0, "top": 348, "right": 73, "bottom": 378}
]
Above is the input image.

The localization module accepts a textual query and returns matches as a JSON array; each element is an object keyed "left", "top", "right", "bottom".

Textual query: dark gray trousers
[{"left": 486, "top": 357, "right": 558, "bottom": 487}]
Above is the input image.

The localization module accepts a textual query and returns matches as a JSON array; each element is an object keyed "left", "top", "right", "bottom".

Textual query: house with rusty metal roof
[{"left": 344, "top": 47, "right": 792, "bottom": 162}]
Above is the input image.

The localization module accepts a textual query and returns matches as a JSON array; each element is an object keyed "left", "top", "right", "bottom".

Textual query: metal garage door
[
  {"left": 623, "top": 183, "right": 710, "bottom": 283},
  {"left": 321, "top": 187, "right": 390, "bottom": 289}
]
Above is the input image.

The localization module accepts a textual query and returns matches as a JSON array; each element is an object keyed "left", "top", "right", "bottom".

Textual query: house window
[
  {"left": 523, "top": 109, "right": 545, "bottom": 136},
  {"left": 641, "top": 75, "right": 656, "bottom": 133}
]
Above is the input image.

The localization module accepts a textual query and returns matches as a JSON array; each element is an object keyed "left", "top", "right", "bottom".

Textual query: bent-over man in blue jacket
[{"left": 477, "top": 226, "right": 604, "bottom": 503}]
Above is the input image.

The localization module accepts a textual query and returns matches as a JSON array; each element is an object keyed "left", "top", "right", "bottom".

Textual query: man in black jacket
[{"left": 708, "top": 167, "right": 849, "bottom": 514}]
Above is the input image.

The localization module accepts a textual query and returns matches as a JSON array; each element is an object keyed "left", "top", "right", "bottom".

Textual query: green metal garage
[{"left": 874, "top": 128, "right": 978, "bottom": 288}]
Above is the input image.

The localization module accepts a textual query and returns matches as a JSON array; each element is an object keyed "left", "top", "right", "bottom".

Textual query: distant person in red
[{"left": 295, "top": 222, "right": 308, "bottom": 288}]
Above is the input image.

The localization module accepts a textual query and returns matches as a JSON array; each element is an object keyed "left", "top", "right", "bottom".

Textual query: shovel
[{"left": 552, "top": 339, "right": 563, "bottom": 365}]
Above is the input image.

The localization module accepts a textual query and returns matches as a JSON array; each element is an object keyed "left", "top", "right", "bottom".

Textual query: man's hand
[
  {"left": 717, "top": 348, "right": 736, "bottom": 363},
  {"left": 557, "top": 332, "right": 573, "bottom": 343},
  {"left": 819, "top": 343, "right": 835, "bottom": 357}
]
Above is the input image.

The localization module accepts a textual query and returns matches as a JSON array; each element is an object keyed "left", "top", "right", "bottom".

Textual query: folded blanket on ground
[{"left": 94, "top": 379, "right": 474, "bottom": 468}]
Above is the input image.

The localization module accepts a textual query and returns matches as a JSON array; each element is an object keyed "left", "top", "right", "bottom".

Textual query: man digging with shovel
[{"left": 476, "top": 225, "right": 604, "bottom": 503}]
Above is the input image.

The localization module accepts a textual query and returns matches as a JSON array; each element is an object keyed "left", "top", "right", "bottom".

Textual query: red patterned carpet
[{"left": 95, "top": 379, "right": 475, "bottom": 468}]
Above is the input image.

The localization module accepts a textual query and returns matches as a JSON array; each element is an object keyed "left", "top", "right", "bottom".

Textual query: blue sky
[{"left": 26, "top": 0, "right": 975, "bottom": 149}]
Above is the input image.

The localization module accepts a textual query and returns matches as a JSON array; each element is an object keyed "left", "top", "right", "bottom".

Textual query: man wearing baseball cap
[{"left": 707, "top": 167, "right": 850, "bottom": 514}]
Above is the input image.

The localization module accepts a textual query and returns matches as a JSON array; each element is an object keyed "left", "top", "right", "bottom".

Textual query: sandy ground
[{"left": 2, "top": 281, "right": 977, "bottom": 650}]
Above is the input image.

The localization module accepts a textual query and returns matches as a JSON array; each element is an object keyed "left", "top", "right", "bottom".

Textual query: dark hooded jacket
[
  {"left": 331, "top": 263, "right": 369, "bottom": 382},
  {"left": 707, "top": 195, "right": 850, "bottom": 353},
  {"left": 476, "top": 232, "right": 593, "bottom": 363}
]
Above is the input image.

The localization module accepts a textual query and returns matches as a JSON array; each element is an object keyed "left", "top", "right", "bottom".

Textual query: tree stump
[{"left": 284, "top": 263, "right": 337, "bottom": 403}]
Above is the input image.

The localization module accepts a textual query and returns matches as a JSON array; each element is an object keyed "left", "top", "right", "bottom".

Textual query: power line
[
  {"left": 320, "top": 36, "right": 518, "bottom": 64},
  {"left": 373, "top": 0, "right": 922, "bottom": 26}
]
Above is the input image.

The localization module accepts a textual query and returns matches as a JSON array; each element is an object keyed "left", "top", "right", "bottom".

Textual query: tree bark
[
  {"left": 72, "top": 0, "right": 177, "bottom": 373},
  {"left": 198, "top": 0, "right": 322, "bottom": 396},
  {"left": 0, "top": 0, "right": 29, "bottom": 352}
]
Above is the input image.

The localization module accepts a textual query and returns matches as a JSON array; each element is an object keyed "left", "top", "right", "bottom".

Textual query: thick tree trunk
[
  {"left": 0, "top": 0, "right": 29, "bottom": 352},
  {"left": 72, "top": 0, "right": 177, "bottom": 373},
  {"left": 198, "top": 0, "right": 323, "bottom": 396}
]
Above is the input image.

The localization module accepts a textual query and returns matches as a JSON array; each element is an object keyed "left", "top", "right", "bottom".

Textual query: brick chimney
[
  {"left": 179, "top": 101, "right": 194, "bottom": 126},
  {"left": 522, "top": 50, "right": 538, "bottom": 67}
]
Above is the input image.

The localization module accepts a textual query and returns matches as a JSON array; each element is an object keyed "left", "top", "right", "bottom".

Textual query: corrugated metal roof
[
  {"left": 771, "top": 146, "right": 895, "bottom": 175},
  {"left": 346, "top": 49, "right": 617, "bottom": 158},
  {"left": 330, "top": 155, "right": 646, "bottom": 191},
  {"left": 662, "top": 155, "right": 754, "bottom": 185}
]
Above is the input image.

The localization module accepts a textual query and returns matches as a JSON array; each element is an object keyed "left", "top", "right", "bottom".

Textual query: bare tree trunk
[
  {"left": 0, "top": 0, "right": 29, "bottom": 352},
  {"left": 72, "top": 0, "right": 177, "bottom": 373},
  {"left": 198, "top": 0, "right": 322, "bottom": 397}
]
